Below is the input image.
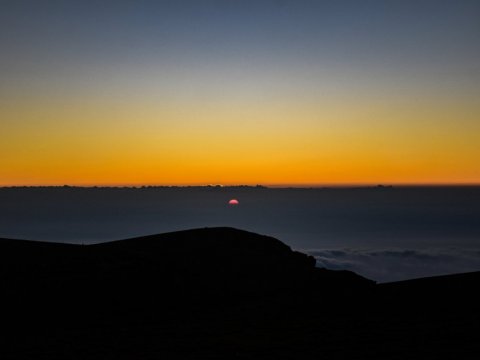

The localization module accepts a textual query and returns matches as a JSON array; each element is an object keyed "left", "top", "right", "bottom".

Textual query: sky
[{"left": 1, "top": 0, "right": 479, "bottom": 186}]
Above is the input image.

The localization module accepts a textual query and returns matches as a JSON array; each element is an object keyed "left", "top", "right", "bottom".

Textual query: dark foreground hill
[{"left": 1, "top": 227, "right": 479, "bottom": 359}]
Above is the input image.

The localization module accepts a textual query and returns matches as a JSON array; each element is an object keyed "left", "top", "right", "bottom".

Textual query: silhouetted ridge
[
  {"left": 0, "top": 228, "right": 368, "bottom": 300},
  {"left": 82, "top": 228, "right": 307, "bottom": 299},
  {"left": 2, "top": 228, "right": 479, "bottom": 359},
  {"left": 94, "top": 227, "right": 294, "bottom": 258},
  {"left": 1, "top": 228, "right": 372, "bottom": 305}
]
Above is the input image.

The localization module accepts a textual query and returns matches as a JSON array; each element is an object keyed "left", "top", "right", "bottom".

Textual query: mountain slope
[{"left": 1, "top": 227, "right": 479, "bottom": 359}]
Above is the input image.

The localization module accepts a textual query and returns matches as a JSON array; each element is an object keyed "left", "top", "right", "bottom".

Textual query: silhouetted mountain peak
[
  {"left": 3, "top": 228, "right": 480, "bottom": 359},
  {"left": 99, "top": 227, "right": 294, "bottom": 255},
  {"left": 0, "top": 227, "right": 374, "bottom": 298}
]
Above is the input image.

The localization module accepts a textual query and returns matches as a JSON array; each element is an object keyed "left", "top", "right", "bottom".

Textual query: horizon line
[{"left": 1, "top": 183, "right": 480, "bottom": 189}]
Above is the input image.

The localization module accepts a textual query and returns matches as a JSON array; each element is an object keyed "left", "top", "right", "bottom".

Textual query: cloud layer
[{"left": 306, "top": 248, "right": 480, "bottom": 283}]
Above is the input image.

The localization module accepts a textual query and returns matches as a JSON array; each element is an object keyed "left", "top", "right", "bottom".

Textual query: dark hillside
[{"left": 1, "top": 228, "right": 479, "bottom": 359}]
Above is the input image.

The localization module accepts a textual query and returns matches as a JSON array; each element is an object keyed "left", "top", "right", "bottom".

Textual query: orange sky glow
[{"left": 1, "top": 2, "right": 479, "bottom": 186}]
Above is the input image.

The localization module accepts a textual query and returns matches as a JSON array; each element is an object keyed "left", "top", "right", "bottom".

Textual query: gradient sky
[{"left": 1, "top": 0, "right": 479, "bottom": 186}]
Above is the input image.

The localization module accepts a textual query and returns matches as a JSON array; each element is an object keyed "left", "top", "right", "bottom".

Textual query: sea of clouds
[{"left": 306, "top": 247, "right": 480, "bottom": 283}]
